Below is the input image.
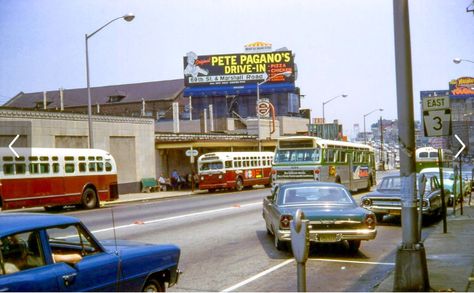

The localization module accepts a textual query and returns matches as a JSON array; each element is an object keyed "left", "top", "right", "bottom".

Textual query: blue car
[{"left": 0, "top": 213, "right": 181, "bottom": 292}]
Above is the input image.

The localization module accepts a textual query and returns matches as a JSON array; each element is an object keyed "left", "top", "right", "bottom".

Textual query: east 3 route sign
[{"left": 422, "top": 96, "right": 451, "bottom": 137}]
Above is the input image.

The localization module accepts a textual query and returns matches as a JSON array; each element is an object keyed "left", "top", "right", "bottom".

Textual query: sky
[{"left": 1, "top": 0, "right": 473, "bottom": 138}]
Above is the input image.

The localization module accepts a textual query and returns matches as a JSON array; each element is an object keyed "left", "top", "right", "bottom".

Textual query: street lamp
[
  {"left": 363, "top": 108, "right": 383, "bottom": 144},
  {"left": 85, "top": 13, "right": 135, "bottom": 148},
  {"left": 453, "top": 57, "right": 474, "bottom": 64},
  {"left": 322, "top": 94, "right": 348, "bottom": 124},
  {"left": 321, "top": 94, "right": 348, "bottom": 138},
  {"left": 256, "top": 70, "right": 292, "bottom": 151}
]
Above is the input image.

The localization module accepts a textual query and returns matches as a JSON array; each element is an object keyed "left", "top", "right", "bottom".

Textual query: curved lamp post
[
  {"left": 85, "top": 13, "right": 135, "bottom": 148},
  {"left": 256, "top": 71, "right": 292, "bottom": 151},
  {"left": 321, "top": 94, "right": 348, "bottom": 138},
  {"left": 322, "top": 93, "right": 348, "bottom": 124},
  {"left": 453, "top": 57, "right": 474, "bottom": 64},
  {"left": 363, "top": 108, "right": 383, "bottom": 144}
]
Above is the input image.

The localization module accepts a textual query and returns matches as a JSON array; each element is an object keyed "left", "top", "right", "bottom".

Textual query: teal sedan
[{"left": 262, "top": 182, "right": 377, "bottom": 253}]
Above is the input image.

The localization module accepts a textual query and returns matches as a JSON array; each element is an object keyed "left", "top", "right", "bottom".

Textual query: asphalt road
[{"left": 62, "top": 173, "right": 440, "bottom": 292}]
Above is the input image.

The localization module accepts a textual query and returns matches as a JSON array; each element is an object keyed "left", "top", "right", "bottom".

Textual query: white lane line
[
  {"left": 221, "top": 259, "right": 294, "bottom": 292},
  {"left": 310, "top": 258, "right": 395, "bottom": 266},
  {"left": 220, "top": 257, "right": 394, "bottom": 292},
  {"left": 91, "top": 201, "right": 261, "bottom": 234}
]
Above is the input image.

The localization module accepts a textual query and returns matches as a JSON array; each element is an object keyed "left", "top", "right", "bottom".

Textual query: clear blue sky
[{"left": 1, "top": 0, "right": 473, "bottom": 137}]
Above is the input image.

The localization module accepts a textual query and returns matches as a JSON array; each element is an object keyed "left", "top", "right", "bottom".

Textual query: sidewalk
[
  {"left": 375, "top": 198, "right": 474, "bottom": 292},
  {"left": 105, "top": 189, "right": 474, "bottom": 292}
]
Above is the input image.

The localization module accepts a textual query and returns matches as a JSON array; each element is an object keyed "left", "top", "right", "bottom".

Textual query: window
[
  {"left": 88, "top": 163, "right": 96, "bottom": 172},
  {"left": 105, "top": 162, "right": 112, "bottom": 172},
  {"left": 225, "top": 161, "right": 232, "bottom": 169},
  {"left": 15, "top": 164, "right": 26, "bottom": 174},
  {"left": 2, "top": 156, "right": 13, "bottom": 162},
  {"left": 39, "top": 156, "right": 48, "bottom": 161},
  {"left": 0, "top": 231, "right": 46, "bottom": 275},
  {"left": 53, "top": 163, "right": 60, "bottom": 173},
  {"left": 78, "top": 156, "right": 85, "bottom": 161},
  {"left": 97, "top": 162, "right": 104, "bottom": 172},
  {"left": 325, "top": 149, "right": 335, "bottom": 162},
  {"left": 79, "top": 163, "right": 86, "bottom": 172},
  {"left": 419, "top": 152, "right": 428, "bottom": 158},
  {"left": 3, "top": 164, "right": 14, "bottom": 175},
  {"left": 46, "top": 224, "right": 101, "bottom": 262},
  {"left": 40, "top": 163, "right": 50, "bottom": 174},
  {"left": 65, "top": 156, "right": 74, "bottom": 161},
  {"left": 29, "top": 164, "right": 39, "bottom": 174},
  {"left": 65, "top": 163, "right": 75, "bottom": 173}
]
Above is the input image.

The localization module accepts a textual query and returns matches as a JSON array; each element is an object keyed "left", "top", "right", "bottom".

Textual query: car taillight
[
  {"left": 365, "top": 214, "right": 376, "bottom": 229},
  {"left": 314, "top": 169, "right": 320, "bottom": 174},
  {"left": 271, "top": 169, "right": 276, "bottom": 175},
  {"left": 280, "top": 215, "right": 293, "bottom": 229}
]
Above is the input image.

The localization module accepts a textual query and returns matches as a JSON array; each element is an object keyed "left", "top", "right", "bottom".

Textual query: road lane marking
[
  {"left": 310, "top": 258, "right": 395, "bottom": 266},
  {"left": 220, "top": 257, "right": 395, "bottom": 292},
  {"left": 91, "top": 201, "right": 261, "bottom": 234},
  {"left": 221, "top": 259, "right": 294, "bottom": 292}
]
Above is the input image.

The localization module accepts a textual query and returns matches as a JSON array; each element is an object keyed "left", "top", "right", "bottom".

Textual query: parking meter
[
  {"left": 291, "top": 209, "right": 309, "bottom": 292},
  {"left": 417, "top": 174, "right": 426, "bottom": 241}
]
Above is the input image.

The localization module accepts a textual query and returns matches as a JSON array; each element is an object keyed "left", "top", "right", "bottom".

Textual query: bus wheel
[
  {"left": 82, "top": 187, "right": 98, "bottom": 209},
  {"left": 235, "top": 177, "right": 244, "bottom": 191}
]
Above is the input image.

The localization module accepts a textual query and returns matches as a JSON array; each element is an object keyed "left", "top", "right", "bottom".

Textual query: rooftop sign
[{"left": 183, "top": 51, "right": 294, "bottom": 87}]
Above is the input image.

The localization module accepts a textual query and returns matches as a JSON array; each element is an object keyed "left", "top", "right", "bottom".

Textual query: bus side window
[
  {"left": 97, "top": 162, "right": 104, "bottom": 172},
  {"left": 52, "top": 163, "right": 60, "bottom": 173},
  {"left": 225, "top": 161, "right": 232, "bottom": 168},
  {"left": 105, "top": 162, "right": 112, "bottom": 172},
  {"left": 40, "top": 163, "right": 50, "bottom": 174},
  {"left": 3, "top": 164, "right": 14, "bottom": 175},
  {"left": 29, "top": 164, "right": 39, "bottom": 174},
  {"left": 79, "top": 163, "right": 86, "bottom": 172},
  {"left": 65, "top": 163, "right": 75, "bottom": 173},
  {"left": 89, "top": 163, "right": 96, "bottom": 172},
  {"left": 16, "top": 163, "right": 26, "bottom": 174}
]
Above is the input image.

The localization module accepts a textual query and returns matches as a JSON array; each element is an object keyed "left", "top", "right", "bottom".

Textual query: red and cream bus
[
  {"left": 197, "top": 152, "right": 274, "bottom": 192},
  {"left": 0, "top": 147, "right": 118, "bottom": 211}
]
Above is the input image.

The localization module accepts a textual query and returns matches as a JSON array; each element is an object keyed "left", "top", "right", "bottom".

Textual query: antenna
[{"left": 111, "top": 208, "right": 121, "bottom": 291}]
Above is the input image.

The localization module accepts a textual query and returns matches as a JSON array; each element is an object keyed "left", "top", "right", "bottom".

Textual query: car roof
[
  {"left": 0, "top": 213, "right": 80, "bottom": 237},
  {"left": 420, "top": 167, "right": 454, "bottom": 173},
  {"left": 279, "top": 182, "right": 344, "bottom": 188}
]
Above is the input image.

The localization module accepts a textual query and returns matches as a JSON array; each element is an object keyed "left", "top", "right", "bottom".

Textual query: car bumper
[{"left": 276, "top": 228, "right": 377, "bottom": 243}]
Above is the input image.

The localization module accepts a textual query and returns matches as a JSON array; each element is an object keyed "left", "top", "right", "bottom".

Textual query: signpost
[
  {"left": 422, "top": 96, "right": 451, "bottom": 137},
  {"left": 257, "top": 99, "right": 271, "bottom": 118},
  {"left": 186, "top": 148, "right": 199, "bottom": 192}
]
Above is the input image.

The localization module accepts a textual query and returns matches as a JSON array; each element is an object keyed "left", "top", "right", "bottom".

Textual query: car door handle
[{"left": 62, "top": 273, "right": 77, "bottom": 286}]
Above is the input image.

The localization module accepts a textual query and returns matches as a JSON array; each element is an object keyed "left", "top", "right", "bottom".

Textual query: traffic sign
[
  {"left": 257, "top": 100, "right": 270, "bottom": 118},
  {"left": 185, "top": 149, "right": 198, "bottom": 157},
  {"left": 422, "top": 96, "right": 451, "bottom": 137}
]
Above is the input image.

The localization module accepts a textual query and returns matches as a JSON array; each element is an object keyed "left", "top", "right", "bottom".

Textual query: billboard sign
[
  {"left": 183, "top": 51, "right": 294, "bottom": 87},
  {"left": 449, "top": 77, "right": 474, "bottom": 99}
]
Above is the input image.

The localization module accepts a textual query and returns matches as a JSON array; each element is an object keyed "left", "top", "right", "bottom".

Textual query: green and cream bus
[
  {"left": 415, "top": 146, "right": 453, "bottom": 173},
  {"left": 271, "top": 136, "right": 376, "bottom": 192}
]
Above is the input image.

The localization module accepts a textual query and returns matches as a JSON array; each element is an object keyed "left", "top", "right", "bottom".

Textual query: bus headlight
[{"left": 218, "top": 174, "right": 223, "bottom": 179}]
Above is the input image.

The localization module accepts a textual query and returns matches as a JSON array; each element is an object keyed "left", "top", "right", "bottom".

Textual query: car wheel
[
  {"left": 82, "top": 187, "right": 98, "bottom": 209},
  {"left": 142, "top": 278, "right": 164, "bottom": 292},
  {"left": 208, "top": 188, "right": 215, "bottom": 193},
  {"left": 274, "top": 234, "right": 286, "bottom": 251},
  {"left": 235, "top": 177, "right": 244, "bottom": 191},
  {"left": 347, "top": 240, "right": 361, "bottom": 253},
  {"left": 375, "top": 213, "right": 384, "bottom": 223}
]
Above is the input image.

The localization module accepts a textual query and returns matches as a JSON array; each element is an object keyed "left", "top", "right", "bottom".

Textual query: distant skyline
[{"left": 1, "top": 0, "right": 473, "bottom": 137}]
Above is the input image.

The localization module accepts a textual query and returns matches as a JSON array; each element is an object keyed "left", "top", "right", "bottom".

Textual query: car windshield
[
  {"left": 281, "top": 186, "right": 353, "bottom": 205},
  {"left": 274, "top": 149, "right": 320, "bottom": 163},
  {"left": 199, "top": 161, "right": 223, "bottom": 171}
]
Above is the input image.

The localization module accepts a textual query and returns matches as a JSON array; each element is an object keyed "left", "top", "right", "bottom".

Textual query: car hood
[{"left": 279, "top": 205, "right": 370, "bottom": 221}]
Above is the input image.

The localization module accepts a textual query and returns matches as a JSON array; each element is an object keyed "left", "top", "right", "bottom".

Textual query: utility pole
[
  {"left": 392, "top": 0, "right": 429, "bottom": 291},
  {"left": 380, "top": 116, "right": 384, "bottom": 171}
]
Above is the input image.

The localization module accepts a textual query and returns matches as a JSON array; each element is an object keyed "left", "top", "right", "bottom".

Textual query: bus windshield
[
  {"left": 200, "top": 161, "right": 224, "bottom": 171},
  {"left": 274, "top": 149, "right": 320, "bottom": 163}
]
